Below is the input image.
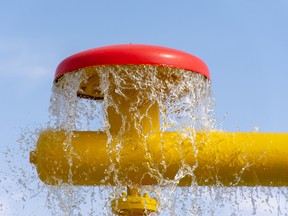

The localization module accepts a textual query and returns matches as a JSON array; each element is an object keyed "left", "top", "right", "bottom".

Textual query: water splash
[
  {"left": 44, "top": 65, "right": 215, "bottom": 215},
  {"left": 5, "top": 65, "right": 288, "bottom": 215}
]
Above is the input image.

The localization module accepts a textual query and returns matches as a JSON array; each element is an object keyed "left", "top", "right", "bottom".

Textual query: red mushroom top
[{"left": 55, "top": 44, "right": 210, "bottom": 80}]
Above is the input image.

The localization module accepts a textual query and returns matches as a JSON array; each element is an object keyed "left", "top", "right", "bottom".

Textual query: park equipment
[{"left": 30, "top": 44, "right": 288, "bottom": 215}]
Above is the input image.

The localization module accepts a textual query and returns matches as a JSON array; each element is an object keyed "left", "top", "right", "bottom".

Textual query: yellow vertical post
[{"left": 111, "top": 187, "right": 157, "bottom": 215}]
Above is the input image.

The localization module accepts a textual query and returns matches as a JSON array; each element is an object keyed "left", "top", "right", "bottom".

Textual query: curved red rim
[{"left": 55, "top": 44, "right": 210, "bottom": 80}]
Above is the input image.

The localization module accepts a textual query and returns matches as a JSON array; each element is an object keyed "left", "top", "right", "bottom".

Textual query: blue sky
[{"left": 1, "top": 0, "right": 288, "bottom": 215}]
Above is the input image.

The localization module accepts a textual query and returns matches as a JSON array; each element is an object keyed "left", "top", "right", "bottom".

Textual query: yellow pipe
[
  {"left": 30, "top": 130, "right": 288, "bottom": 187},
  {"left": 31, "top": 69, "right": 288, "bottom": 187}
]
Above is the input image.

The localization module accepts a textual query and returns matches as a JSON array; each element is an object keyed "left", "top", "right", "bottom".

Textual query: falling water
[
  {"left": 46, "top": 65, "right": 215, "bottom": 215},
  {"left": 7, "top": 65, "right": 288, "bottom": 215}
]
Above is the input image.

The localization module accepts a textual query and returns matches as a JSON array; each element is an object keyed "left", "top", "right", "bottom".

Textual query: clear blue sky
[{"left": 1, "top": 0, "right": 288, "bottom": 215}]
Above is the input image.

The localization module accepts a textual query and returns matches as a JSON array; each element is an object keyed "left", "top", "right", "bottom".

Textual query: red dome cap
[{"left": 55, "top": 44, "right": 210, "bottom": 80}]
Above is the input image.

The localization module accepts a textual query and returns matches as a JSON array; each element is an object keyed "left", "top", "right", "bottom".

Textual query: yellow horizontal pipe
[{"left": 30, "top": 130, "right": 288, "bottom": 187}]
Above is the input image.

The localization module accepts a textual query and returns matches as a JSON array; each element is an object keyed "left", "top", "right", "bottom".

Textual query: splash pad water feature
[{"left": 29, "top": 44, "right": 288, "bottom": 215}]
